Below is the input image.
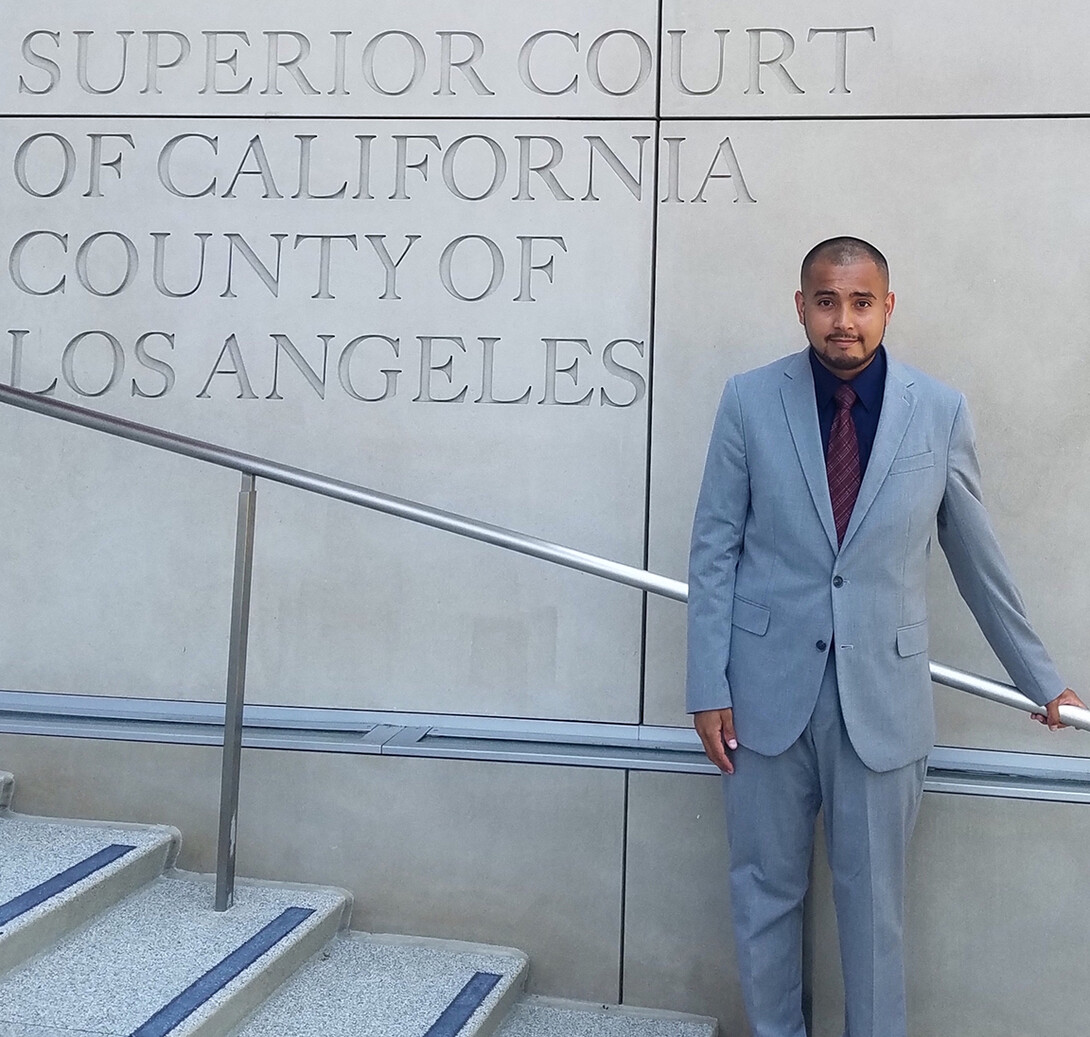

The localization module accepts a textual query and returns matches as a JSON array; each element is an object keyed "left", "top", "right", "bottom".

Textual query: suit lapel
[
  {"left": 839, "top": 358, "right": 917, "bottom": 552},
  {"left": 780, "top": 351, "right": 839, "bottom": 553}
]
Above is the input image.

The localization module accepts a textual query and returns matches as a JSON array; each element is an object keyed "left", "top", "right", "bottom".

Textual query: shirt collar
[{"left": 808, "top": 344, "right": 887, "bottom": 411}]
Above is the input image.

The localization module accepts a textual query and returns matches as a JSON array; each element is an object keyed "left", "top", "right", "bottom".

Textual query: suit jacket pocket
[
  {"left": 889, "top": 450, "right": 934, "bottom": 475},
  {"left": 732, "top": 595, "right": 770, "bottom": 636},
  {"left": 896, "top": 620, "right": 929, "bottom": 658}
]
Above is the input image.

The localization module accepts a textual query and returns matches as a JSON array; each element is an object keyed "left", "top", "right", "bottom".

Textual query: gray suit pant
[{"left": 724, "top": 657, "right": 926, "bottom": 1037}]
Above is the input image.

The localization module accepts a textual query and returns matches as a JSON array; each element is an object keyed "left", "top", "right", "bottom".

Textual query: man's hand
[
  {"left": 694, "top": 708, "right": 738, "bottom": 774},
  {"left": 1031, "top": 688, "right": 1087, "bottom": 731}
]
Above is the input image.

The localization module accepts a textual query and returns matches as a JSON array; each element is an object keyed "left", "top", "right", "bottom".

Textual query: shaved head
[
  {"left": 801, "top": 237, "right": 889, "bottom": 289},
  {"left": 795, "top": 237, "right": 894, "bottom": 378}
]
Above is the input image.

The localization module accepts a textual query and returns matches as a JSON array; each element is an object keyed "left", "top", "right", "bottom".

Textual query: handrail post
[{"left": 215, "top": 472, "right": 258, "bottom": 911}]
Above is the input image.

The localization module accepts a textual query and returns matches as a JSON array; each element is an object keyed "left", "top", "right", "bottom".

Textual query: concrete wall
[
  {"left": 2, "top": 2, "right": 1086, "bottom": 740},
  {"left": 2, "top": 2, "right": 1090, "bottom": 1033}
]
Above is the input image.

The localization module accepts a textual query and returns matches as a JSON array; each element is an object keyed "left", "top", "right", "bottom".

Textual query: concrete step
[
  {"left": 493, "top": 995, "right": 718, "bottom": 1037},
  {"left": 230, "top": 932, "right": 528, "bottom": 1037},
  {"left": 0, "top": 797, "right": 180, "bottom": 975},
  {"left": 0, "top": 871, "right": 351, "bottom": 1037},
  {"left": 0, "top": 772, "right": 711, "bottom": 1036}
]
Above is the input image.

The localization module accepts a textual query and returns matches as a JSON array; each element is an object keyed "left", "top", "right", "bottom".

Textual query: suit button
[
  {"left": 816, "top": 640, "right": 828, "bottom": 652},
  {"left": 833, "top": 576, "right": 844, "bottom": 588}
]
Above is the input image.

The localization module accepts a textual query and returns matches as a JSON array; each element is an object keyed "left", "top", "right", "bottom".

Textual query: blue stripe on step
[
  {"left": 129, "top": 905, "right": 315, "bottom": 1037},
  {"left": 425, "top": 971, "right": 503, "bottom": 1037},
  {"left": 0, "top": 843, "right": 135, "bottom": 927}
]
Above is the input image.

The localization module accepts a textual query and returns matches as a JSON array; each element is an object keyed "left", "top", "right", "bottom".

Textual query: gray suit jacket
[{"left": 686, "top": 348, "right": 1063, "bottom": 772}]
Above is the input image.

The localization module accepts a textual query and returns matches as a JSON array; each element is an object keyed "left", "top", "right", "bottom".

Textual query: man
[{"left": 686, "top": 236, "right": 1083, "bottom": 1037}]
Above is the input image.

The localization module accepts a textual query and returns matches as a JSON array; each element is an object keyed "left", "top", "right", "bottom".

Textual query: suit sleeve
[
  {"left": 686, "top": 377, "right": 751, "bottom": 714},
  {"left": 936, "top": 395, "right": 1065, "bottom": 707}
]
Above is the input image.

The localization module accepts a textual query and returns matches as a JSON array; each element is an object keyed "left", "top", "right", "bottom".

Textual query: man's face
[{"left": 794, "top": 257, "right": 895, "bottom": 378}]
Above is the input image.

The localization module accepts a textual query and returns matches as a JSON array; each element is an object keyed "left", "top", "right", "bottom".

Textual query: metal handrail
[
  {"left": 1, "top": 381, "right": 1087, "bottom": 905},
  {"left": 0, "top": 385, "right": 685, "bottom": 604},
  {"left": 0, "top": 383, "right": 1084, "bottom": 727}
]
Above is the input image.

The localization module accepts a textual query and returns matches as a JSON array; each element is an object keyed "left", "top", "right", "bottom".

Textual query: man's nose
[{"left": 833, "top": 305, "right": 854, "bottom": 329}]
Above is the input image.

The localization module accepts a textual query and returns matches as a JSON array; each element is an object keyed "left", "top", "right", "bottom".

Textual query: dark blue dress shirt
[{"left": 809, "top": 345, "right": 887, "bottom": 476}]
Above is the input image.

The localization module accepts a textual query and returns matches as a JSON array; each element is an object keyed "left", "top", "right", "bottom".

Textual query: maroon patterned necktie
[{"left": 826, "top": 383, "right": 861, "bottom": 546}]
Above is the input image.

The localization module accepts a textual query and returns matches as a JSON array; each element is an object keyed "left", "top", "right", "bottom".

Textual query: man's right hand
[{"left": 694, "top": 708, "right": 738, "bottom": 774}]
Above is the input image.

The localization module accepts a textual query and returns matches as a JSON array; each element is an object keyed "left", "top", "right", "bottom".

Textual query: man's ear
[
  {"left": 885, "top": 291, "right": 896, "bottom": 320},
  {"left": 794, "top": 289, "right": 805, "bottom": 325}
]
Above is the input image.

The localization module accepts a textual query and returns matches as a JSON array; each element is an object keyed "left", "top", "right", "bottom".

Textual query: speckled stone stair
[
  {"left": 0, "top": 871, "right": 351, "bottom": 1037},
  {"left": 0, "top": 771, "right": 714, "bottom": 1037},
  {"left": 0, "top": 773, "right": 181, "bottom": 975},
  {"left": 493, "top": 995, "right": 718, "bottom": 1037},
  {"left": 229, "top": 932, "right": 528, "bottom": 1037}
]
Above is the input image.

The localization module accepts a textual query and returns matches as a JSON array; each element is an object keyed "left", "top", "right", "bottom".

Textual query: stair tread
[
  {"left": 232, "top": 932, "right": 527, "bottom": 1036},
  {"left": 0, "top": 813, "right": 175, "bottom": 912},
  {"left": 494, "top": 996, "right": 718, "bottom": 1037},
  {"left": 0, "top": 873, "right": 347, "bottom": 1036}
]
